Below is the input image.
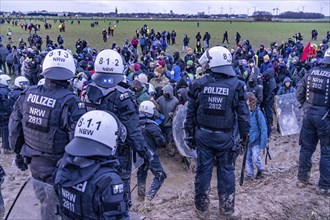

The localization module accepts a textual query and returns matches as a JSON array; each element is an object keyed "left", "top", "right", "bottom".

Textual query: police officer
[
  {"left": 296, "top": 48, "right": 330, "bottom": 195},
  {"left": 0, "top": 73, "right": 12, "bottom": 154},
  {"left": 81, "top": 49, "right": 153, "bottom": 207},
  {"left": 137, "top": 101, "right": 166, "bottom": 201},
  {"left": 184, "top": 46, "right": 250, "bottom": 218},
  {"left": 9, "top": 49, "right": 86, "bottom": 219},
  {"left": 54, "top": 110, "right": 128, "bottom": 219},
  {"left": 9, "top": 76, "right": 30, "bottom": 106}
]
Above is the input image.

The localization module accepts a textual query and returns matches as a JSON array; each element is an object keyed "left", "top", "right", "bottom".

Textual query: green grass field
[{"left": 0, "top": 19, "right": 329, "bottom": 56}]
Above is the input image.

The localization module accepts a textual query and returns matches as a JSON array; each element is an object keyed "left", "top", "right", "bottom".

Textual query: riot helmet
[
  {"left": 0, "top": 74, "right": 12, "bottom": 87},
  {"left": 42, "top": 49, "right": 76, "bottom": 80},
  {"left": 92, "top": 49, "right": 125, "bottom": 88},
  {"left": 198, "top": 46, "right": 235, "bottom": 76},
  {"left": 139, "top": 100, "right": 156, "bottom": 117},
  {"left": 14, "top": 76, "right": 30, "bottom": 89},
  {"left": 65, "top": 110, "right": 127, "bottom": 157},
  {"left": 319, "top": 48, "right": 330, "bottom": 64}
]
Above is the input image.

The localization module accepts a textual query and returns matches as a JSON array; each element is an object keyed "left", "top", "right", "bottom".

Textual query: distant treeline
[
  {"left": 278, "top": 11, "right": 325, "bottom": 19},
  {"left": 0, "top": 11, "right": 326, "bottom": 20}
]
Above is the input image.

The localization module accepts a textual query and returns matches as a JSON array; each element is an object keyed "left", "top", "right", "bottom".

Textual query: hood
[
  {"left": 262, "top": 68, "right": 275, "bottom": 80},
  {"left": 283, "top": 76, "right": 292, "bottom": 84},
  {"left": 248, "top": 74, "right": 257, "bottom": 87},
  {"left": 173, "top": 52, "right": 180, "bottom": 61},
  {"left": 282, "top": 77, "right": 292, "bottom": 87},
  {"left": 162, "top": 84, "right": 174, "bottom": 98}
]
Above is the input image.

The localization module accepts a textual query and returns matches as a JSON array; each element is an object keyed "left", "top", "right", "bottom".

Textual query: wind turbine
[
  {"left": 275, "top": 7, "right": 280, "bottom": 15},
  {"left": 229, "top": 5, "right": 232, "bottom": 15},
  {"left": 247, "top": 7, "right": 249, "bottom": 15},
  {"left": 220, "top": 5, "right": 224, "bottom": 14},
  {"left": 208, "top": 5, "right": 211, "bottom": 15},
  {"left": 253, "top": 6, "right": 257, "bottom": 13},
  {"left": 301, "top": 5, "right": 305, "bottom": 12},
  {"left": 320, "top": 5, "right": 323, "bottom": 13}
]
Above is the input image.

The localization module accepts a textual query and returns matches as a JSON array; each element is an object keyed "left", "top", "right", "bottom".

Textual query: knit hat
[
  {"left": 157, "top": 60, "right": 166, "bottom": 67},
  {"left": 188, "top": 47, "right": 193, "bottom": 53},
  {"left": 263, "top": 54, "right": 270, "bottom": 60},
  {"left": 134, "top": 63, "right": 141, "bottom": 71},
  {"left": 187, "top": 60, "right": 194, "bottom": 66}
]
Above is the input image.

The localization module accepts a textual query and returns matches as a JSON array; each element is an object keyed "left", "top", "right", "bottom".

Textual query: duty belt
[{"left": 199, "top": 126, "right": 232, "bottom": 133}]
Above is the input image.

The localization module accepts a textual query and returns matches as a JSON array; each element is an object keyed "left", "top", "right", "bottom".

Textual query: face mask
[
  {"left": 249, "top": 63, "right": 254, "bottom": 67},
  {"left": 164, "top": 93, "right": 171, "bottom": 99}
]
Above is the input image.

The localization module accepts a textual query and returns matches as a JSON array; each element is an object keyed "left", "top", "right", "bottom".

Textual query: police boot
[
  {"left": 146, "top": 172, "right": 167, "bottom": 200},
  {"left": 137, "top": 183, "right": 146, "bottom": 201},
  {"left": 219, "top": 193, "right": 235, "bottom": 217}
]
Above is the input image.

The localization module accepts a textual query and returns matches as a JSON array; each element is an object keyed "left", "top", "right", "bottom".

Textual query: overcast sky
[{"left": 1, "top": 0, "right": 329, "bottom": 16}]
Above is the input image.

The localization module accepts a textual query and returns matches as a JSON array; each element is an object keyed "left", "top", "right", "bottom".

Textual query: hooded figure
[
  {"left": 173, "top": 51, "right": 185, "bottom": 71},
  {"left": 261, "top": 68, "right": 276, "bottom": 137},
  {"left": 175, "top": 78, "right": 189, "bottom": 105},
  {"left": 246, "top": 74, "right": 263, "bottom": 106},
  {"left": 276, "top": 77, "right": 296, "bottom": 95},
  {"left": 156, "top": 85, "right": 179, "bottom": 128},
  {"left": 275, "top": 61, "right": 292, "bottom": 91},
  {"left": 155, "top": 85, "right": 179, "bottom": 156}
]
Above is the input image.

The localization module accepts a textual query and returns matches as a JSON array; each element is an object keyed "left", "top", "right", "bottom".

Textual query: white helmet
[
  {"left": 38, "top": 78, "right": 45, "bottom": 86},
  {"left": 42, "top": 49, "right": 76, "bottom": 80},
  {"left": 65, "top": 110, "right": 127, "bottom": 157},
  {"left": 198, "top": 46, "right": 236, "bottom": 76},
  {"left": 14, "top": 76, "right": 30, "bottom": 89},
  {"left": 320, "top": 48, "right": 330, "bottom": 64},
  {"left": 92, "top": 49, "right": 125, "bottom": 88},
  {"left": 0, "top": 74, "right": 12, "bottom": 87},
  {"left": 139, "top": 100, "right": 155, "bottom": 117}
]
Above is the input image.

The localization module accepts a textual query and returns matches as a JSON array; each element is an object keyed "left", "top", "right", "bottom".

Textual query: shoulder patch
[
  {"left": 77, "top": 102, "right": 86, "bottom": 109},
  {"left": 119, "top": 92, "right": 130, "bottom": 101}
]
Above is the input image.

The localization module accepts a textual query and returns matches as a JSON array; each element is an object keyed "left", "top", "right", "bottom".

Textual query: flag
[{"left": 300, "top": 42, "right": 311, "bottom": 62}]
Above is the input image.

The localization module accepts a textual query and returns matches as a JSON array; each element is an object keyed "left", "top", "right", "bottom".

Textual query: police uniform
[
  {"left": 185, "top": 46, "right": 250, "bottom": 217},
  {"left": 82, "top": 81, "right": 152, "bottom": 205},
  {"left": 54, "top": 154, "right": 127, "bottom": 220},
  {"left": 0, "top": 83, "right": 11, "bottom": 152},
  {"left": 8, "top": 49, "right": 86, "bottom": 220},
  {"left": 137, "top": 114, "right": 167, "bottom": 200},
  {"left": 53, "top": 110, "right": 129, "bottom": 219},
  {"left": 296, "top": 48, "right": 330, "bottom": 192}
]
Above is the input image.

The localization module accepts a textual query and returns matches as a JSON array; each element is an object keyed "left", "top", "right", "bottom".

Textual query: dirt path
[{"left": 1, "top": 131, "right": 330, "bottom": 219}]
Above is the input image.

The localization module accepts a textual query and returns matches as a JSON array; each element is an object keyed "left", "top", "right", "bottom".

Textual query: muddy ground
[{"left": 1, "top": 130, "right": 329, "bottom": 220}]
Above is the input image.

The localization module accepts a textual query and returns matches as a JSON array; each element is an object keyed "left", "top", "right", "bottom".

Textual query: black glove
[
  {"left": 15, "top": 155, "right": 28, "bottom": 171},
  {"left": 184, "top": 127, "right": 196, "bottom": 150},
  {"left": 141, "top": 148, "right": 154, "bottom": 171},
  {"left": 184, "top": 136, "right": 196, "bottom": 150}
]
